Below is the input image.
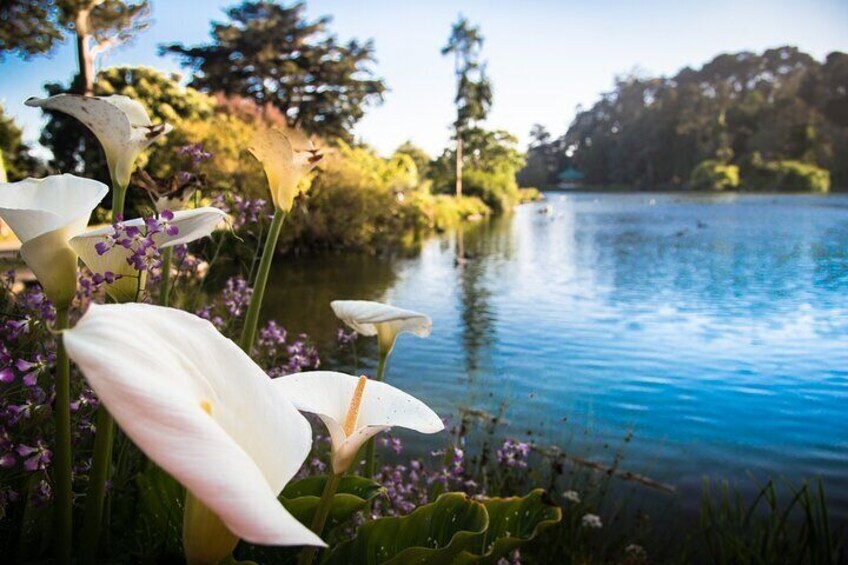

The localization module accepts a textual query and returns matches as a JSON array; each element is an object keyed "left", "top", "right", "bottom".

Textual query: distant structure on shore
[{"left": 557, "top": 166, "right": 585, "bottom": 189}]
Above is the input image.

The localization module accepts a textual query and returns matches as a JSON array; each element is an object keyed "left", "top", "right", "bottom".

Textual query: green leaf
[
  {"left": 322, "top": 490, "right": 562, "bottom": 565},
  {"left": 280, "top": 475, "right": 384, "bottom": 531},
  {"left": 323, "top": 492, "right": 489, "bottom": 565},
  {"left": 454, "top": 489, "right": 562, "bottom": 564}
]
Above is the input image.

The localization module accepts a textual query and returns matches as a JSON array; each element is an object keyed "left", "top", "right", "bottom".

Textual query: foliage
[
  {"left": 442, "top": 17, "right": 492, "bottom": 132},
  {"left": 162, "top": 1, "right": 386, "bottom": 140},
  {"left": 745, "top": 158, "right": 831, "bottom": 192},
  {"left": 394, "top": 141, "right": 432, "bottom": 181},
  {"left": 409, "top": 193, "right": 489, "bottom": 232},
  {"left": 0, "top": 1, "right": 149, "bottom": 61},
  {"left": 279, "top": 141, "right": 424, "bottom": 253},
  {"left": 700, "top": 478, "right": 845, "bottom": 564},
  {"left": 432, "top": 128, "right": 525, "bottom": 212},
  {"left": 526, "top": 47, "right": 848, "bottom": 190},
  {"left": 0, "top": 1, "right": 63, "bottom": 59},
  {"left": 280, "top": 475, "right": 384, "bottom": 532},
  {"left": 324, "top": 491, "right": 560, "bottom": 565},
  {"left": 689, "top": 160, "right": 740, "bottom": 190},
  {"left": 0, "top": 106, "right": 42, "bottom": 181}
]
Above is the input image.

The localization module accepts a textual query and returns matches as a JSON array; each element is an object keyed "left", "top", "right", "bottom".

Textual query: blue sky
[{"left": 1, "top": 0, "right": 847, "bottom": 158}]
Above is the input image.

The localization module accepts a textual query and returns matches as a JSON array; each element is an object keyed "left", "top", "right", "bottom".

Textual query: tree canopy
[
  {"left": 524, "top": 46, "right": 848, "bottom": 190},
  {"left": 0, "top": 1, "right": 150, "bottom": 93},
  {"left": 161, "top": 1, "right": 386, "bottom": 140}
]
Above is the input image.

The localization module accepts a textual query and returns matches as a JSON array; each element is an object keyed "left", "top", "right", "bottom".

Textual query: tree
[
  {"left": 162, "top": 1, "right": 385, "bottom": 140},
  {"left": 394, "top": 141, "right": 431, "bottom": 181},
  {"left": 553, "top": 46, "right": 848, "bottom": 190},
  {"left": 442, "top": 16, "right": 492, "bottom": 196},
  {"left": 0, "top": 106, "right": 42, "bottom": 181},
  {"left": 0, "top": 1, "right": 150, "bottom": 94}
]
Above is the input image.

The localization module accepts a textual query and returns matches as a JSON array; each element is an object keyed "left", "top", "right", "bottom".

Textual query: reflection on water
[{"left": 263, "top": 192, "right": 848, "bottom": 520}]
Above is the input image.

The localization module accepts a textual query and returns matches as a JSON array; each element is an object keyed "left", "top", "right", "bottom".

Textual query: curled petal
[
  {"left": 274, "top": 371, "right": 444, "bottom": 473},
  {"left": 63, "top": 303, "right": 324, "bottom": 547},
  {"left": 330, "top": 300, "right": 431, "bottom": 355},
  {"left": 248, "top": 127, "right": 318, "bottom": 212},
  {"left": 0, "top": 175, "right": 107, "bottom": 305},
  {"left": 26, "top": 95, "right": 172, "bottom": 188}
]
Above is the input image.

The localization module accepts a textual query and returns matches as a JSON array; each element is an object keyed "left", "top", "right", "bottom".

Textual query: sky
[{"left": 1, "top": 0, "right": 847, "bottom": 158}]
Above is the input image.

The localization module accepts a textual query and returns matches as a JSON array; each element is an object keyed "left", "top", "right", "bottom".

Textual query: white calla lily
[
  {"left": 69, "top": 207, "right": 227, "bottom": 302},
  {"left": 330, "top": 300, "right": 432, "bottom": 357},
  {"left": 62, "top": 303, "right": 325, "bottom": 561},
  {"left": 0, "top": 174, "right": 108, "bottom": 307},
  {"left": 25, "top": 94, "right": 173, "bottom": 191},
  {"left": 274, "top": 371, "right": 444, "bottom": 474},
  {"left": 248, "top": 126, "right": 321, "bottom": 212}
]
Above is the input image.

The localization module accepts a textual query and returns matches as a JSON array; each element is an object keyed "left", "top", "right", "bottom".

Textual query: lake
[{"left": 263, "top": 192, "right": 848, "bottom": 521}]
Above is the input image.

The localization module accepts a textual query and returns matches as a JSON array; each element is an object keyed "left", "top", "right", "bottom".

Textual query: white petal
[
  {"left": 63, "top": 304, "right": 324, "bottom": 547},
  {"left": 26, "top": 95, "right": 172, "bottom": 188},
  {"left": 69, "top": 207, "right": 227, "bottom": 302},
  {"left": 0, "top": 175, "right": 107, "bottom": 304},
  {"left": 0, "top": 175, "right": 108, "bottom": 242},
  {"left": 102, "top": 95, "right": 153, "bottom": 127},
  {"left": 329, "top": 300, "right": 432, "bottom": 338},
  {"left": 274, "top": 371, "right": 444, "bottom": 472}
]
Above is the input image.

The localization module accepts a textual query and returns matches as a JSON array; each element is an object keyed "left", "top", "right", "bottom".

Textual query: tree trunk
[
  {"left": 455, "top": 133, "right": 463, "bottom": 197},
  {"left": 75, "top": 10, "right": 94, "bottom": 95}
]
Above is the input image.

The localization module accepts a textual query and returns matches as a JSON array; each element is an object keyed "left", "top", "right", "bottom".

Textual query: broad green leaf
[
  {"left": 455, "top": 489, "right": 562, "bottom": 564},
  {"left": 280, "top": 475, "right": 384, "bottom": 531},
  {"left": 323, "top": 493, "right": 489, "bottom": 565}
]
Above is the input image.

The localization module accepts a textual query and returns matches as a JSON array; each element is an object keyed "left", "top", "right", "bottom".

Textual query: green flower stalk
[
  {"left": 0, "top": 174, "right": 108, "bottom": 564},
  {"left": 239, "top": 126, "right": 322, "bottom": 353}
]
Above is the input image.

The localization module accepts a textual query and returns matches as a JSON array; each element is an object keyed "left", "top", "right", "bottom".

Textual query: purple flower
[
  {"left": 336, "top": 328, "right": 358, "bottom": 346},
  {"left": 0, "top": 368, "right": 14, "bottom": 384},
  {"left": 496, "top": 439, "right": 531, "bottom": 469},
  {"left": 16, "top": 440, "right": 51, "bottom": 472}
]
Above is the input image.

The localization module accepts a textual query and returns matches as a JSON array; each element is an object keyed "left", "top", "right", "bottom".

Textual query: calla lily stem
[
  {"left": 54, "top": 305, "right": 72, "bottom": 565},
  {"left": 80, "top": 184, "right": 126, "bottom": 563},
  {"left": 362, "top": 351, "right": 389, "bottom": 478},
  {"left": 159, "top": 246, "right": 173, "bottom": 307},
  {"left": 239, "top": 207, "right": 286, "bottom": 353},
  {"left": 298, "top": 473, "right": 342, "bottom": 565}
]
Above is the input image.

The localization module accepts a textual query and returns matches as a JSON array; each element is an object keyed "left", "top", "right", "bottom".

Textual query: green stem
[
  {"left": 80, "top": 408, "right": 114, "bottom": 563},
  {"left": 159, "top": 246, "right": 173, "bottom": 307},
  {"left": 239, "top": 208, "right": 285, "bottom": 353},
  {"left": 362, "top": 352, "right": 389, "bottom": 478},
  {"left": 54, "top": 305, "right": 72, "bottom": 565},
  {"left": 80, "top": 181, "right": 127, "bottom": 563},
  {"left": 111, "top": 183, "right": 126, "bottom": 223},
  {"left": 297, "top": 473, "right": 342, "bottom": 565}
]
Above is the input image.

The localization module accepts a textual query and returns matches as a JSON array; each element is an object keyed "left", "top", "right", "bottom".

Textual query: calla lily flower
[
  {"left": 0, "top": 174, "right": 108, "bottom": 307},
  {"left": 62, "top": 303, "right": 325, "bottom": 561},
  {"left": 248, "top": 126, "right": 322, "bottom": 212},
  {"left": 69, "top": 207, "right": 228, "bottom": 303},
  {"left": 25, "top": 94, "right": 173, "bottom": 190},
  {"left": 274, "top": 371, "right": 444, "bottom": 474},
  {"left": 330, "top": 300, "right": 432, "bottom": 357}
]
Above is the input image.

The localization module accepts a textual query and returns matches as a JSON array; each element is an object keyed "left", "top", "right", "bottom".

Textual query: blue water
[{"left": 267, "top": 192, "right": 848, "bottom": 520}]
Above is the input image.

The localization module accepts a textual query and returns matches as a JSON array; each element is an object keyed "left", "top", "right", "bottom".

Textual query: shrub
[
  {"left": 767, "top": 160, "right": 831, "bottom": 192},
  {"left": 689, "top": 160, "right": 740, "bottom": 190},
  {"left": 462, "top": 167, "right": 521, "bottom": 212}
]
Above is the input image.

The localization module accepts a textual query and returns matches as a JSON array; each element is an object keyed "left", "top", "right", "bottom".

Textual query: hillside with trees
[{"left": 522, "top": 46, "right": 848, "bottom": 191}]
